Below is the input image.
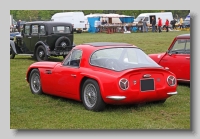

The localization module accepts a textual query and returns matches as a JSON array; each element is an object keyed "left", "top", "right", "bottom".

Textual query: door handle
[
  {"left": 185, "top": 57, "right": 190, "bottom": 59},
  {"left": 45, "top": 70, "right": 52, "bottom": 74},
  {"left": 71, "top": 74, "right": 76, "bottom": 77},
  {"left": 28, "top": 37, "right": 31, "bottom": 38}
]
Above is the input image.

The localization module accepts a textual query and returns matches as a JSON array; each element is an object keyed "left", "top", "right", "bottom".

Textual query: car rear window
[
  {"left": 90, "top": 47, "right": 161, "bottom": 71},
  {"left": 53, "top": 26, "right": 71, "bottom": 33}
]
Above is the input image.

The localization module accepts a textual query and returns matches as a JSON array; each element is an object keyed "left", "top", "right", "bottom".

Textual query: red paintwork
[
  {"left": 149, "top": 34, "right": 190, "bottom": 83},
  {"left": 26, "top": 43, "right": 177, "bottom": 105}
]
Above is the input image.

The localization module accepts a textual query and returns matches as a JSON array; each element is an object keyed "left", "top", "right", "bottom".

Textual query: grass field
[{"left": 10, "top": 31, "right": 190, "bottom": 129}]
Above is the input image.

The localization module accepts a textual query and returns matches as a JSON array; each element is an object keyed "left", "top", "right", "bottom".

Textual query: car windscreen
[{"left": 90, "top": 47, "right": 161, "bottom": 71}]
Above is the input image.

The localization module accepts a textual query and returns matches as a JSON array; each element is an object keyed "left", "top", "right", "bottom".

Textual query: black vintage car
[{"left": 10, "top": 21, "right": 75, "bottom": 61}]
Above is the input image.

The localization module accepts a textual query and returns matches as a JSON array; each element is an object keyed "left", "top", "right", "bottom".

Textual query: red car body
[
  {"left": 148, "top": 34, "right": 190, "bottom": 83},
  {"left": 26, "top": 42, "right": 177, "bottom": 111}
]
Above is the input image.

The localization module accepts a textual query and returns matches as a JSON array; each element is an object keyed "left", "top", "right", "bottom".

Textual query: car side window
[
  {"left": 39, "top": 25, "right": 46, "bottom": 35},
  {"left": 63, "top": 49, "right": 82, "bottom": 67},
  {"left": 170, "top": 39, "right": 188, "bottom": 54},
  {"left": 31, "top": 25, "right": 39, "bottom": 35},
  {"left": 144, "top": 17, "right": 148, "bottom": 21},
  {"left": 24, "top": 25, "right": 30, "bottom": 35}
]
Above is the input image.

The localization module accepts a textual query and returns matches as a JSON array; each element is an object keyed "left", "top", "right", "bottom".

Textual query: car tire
[
  {"left": 82, "top": 79, "right": 106, "bottom": 111},
  {"left": 10, "top": 46, "right": 15, "bottom": 59},
  {"left": 55, "top": 36, "right": 71, "bottom": 48},
  {"left": 29, "top": 69, "right": 43, "bottom": 95},
  {"left": 35, "top": 45, "right": 48, "bottom": 62}
]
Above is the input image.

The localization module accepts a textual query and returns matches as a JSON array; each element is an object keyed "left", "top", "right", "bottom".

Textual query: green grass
[{"left": 10, "top": 31, "right": 190, "bottom": 129}]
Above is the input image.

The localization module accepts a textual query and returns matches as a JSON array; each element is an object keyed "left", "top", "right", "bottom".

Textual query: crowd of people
[{"left": 137, "top": 16, "right": 185, "bottom": 33}]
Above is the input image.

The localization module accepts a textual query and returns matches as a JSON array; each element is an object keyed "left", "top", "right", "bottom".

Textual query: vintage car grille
[{"left": 140, "top": 78, "right": 155, "bottom": 92}]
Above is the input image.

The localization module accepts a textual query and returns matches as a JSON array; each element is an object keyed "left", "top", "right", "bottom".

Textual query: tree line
[{"left": 10, "top": 10, "right": 190, "bottom": 22}]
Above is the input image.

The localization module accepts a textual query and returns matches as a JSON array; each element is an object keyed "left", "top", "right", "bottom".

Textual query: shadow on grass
[
  {"left": 11, "top": 56, "right": 63, "bottom": 62},
  {"left": 41, "top": 93, "right": 166, "bottom": 113},
  {"left": 178, "top": 82, "right": 190, "bottom": 88}
]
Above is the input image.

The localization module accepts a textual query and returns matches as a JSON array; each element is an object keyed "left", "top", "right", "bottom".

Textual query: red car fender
[{"left": 148, "top": 52, "right": 166, "bottom": 64}]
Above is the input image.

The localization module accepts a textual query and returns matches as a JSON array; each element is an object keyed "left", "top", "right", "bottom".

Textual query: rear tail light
[
  {"left": 119, "top": 78, "right": 129, "bottom": 90},
  {"left": 167, "top": 75, "right": 176, "bottom": 86}
]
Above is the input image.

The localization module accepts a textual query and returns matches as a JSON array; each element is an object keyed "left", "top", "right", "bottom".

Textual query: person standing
[
  {"left": 179, "top": 17, "right": 183, "bottom": 29},
  {"left": 171, "top": 18, "right": 177, "bottom": 30},
  {"left": 143, "top": 19, "right": 148, "bottom": 32},
  {"left": 17, "top": 20, "right": 21, "bottom": 32},
  {"left": 151, "top": 17, "right": 156, "bottom": 32},
  {"left": 165, "top": 19, "right": 169, "bottom": 32},
  {"left": 158, "top": 17, "right": 162, "bottom": 33},
  {"left": 138, "top": 19, "right": 143, "bottom": 32}
]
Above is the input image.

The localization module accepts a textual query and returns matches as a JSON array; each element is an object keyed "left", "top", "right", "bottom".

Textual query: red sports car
[
  {"left": 26, "top": 42, "right": 177, "bottom": 111},
  {"left": 148, "top": 34, "right": 190, "bottom": 83}
]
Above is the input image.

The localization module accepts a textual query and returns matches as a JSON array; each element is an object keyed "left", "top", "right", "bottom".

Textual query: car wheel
[
  {"left": 29, "top": 69, "right": 43, "bottom": 94},
  {"left": 35, "top": 45, "right": 48, "bottom": 61},
  {"left": 10, "top": 45, "right": 15, "bottom": 59},
  {"left": 82, "top": 79, "right": 106, "bottom": 111}
]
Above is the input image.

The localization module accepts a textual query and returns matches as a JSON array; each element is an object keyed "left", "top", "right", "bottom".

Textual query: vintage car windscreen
[
  {"left": 90, "top": 47, "right": 161, "bottom": 71},
  {"left": 170, "top": 39, "right": 190, "bottom": 54},
  {"left": 53, "top": 26, "right": 71, "bottom": 33}
]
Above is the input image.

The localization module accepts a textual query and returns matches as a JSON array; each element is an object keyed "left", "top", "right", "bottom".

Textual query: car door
[
  {"left": 30, "top": 24, "right": 40, "bottom": 52},
  {"left": 159, "top": 39, "right": 190, "bottom": 81},
  {"left": 55, "top": 49, "right": 83, "bottom": 96},
  {"left": 38, "top": 24, "right": 47, "bottom": 42},
  {"left": 22, "top": 24, "right": 31, "bottom": 52}
]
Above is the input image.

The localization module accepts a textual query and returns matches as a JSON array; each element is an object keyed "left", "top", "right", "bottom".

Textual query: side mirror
[{"left": 167, "top": 50, "right": 172, "bottom": 56}]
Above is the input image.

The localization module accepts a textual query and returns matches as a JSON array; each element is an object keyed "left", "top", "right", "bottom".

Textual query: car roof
[
  {"left": 82, "top": 42, "right": 134, "bottom": 47},
  {"left": 176, "top": 34, "right": 190, "bottom": 39},
  {"left": 25, "top": 21, "right": 73, "bottom": 26}
]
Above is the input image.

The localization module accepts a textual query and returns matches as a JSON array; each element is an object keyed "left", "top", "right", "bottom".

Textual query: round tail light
[
  {"left": 119, "top": 78, "right": 129, "bottom": 90},
  {"left": 167, "top": 75, "right": 176, "bottom": 86}
]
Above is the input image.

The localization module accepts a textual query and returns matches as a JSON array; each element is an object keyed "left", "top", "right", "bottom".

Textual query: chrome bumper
[
  {"left": 106, "top": 96, "right": 126, "bottom": 100},
  {"left": 167, "top": 91, "right": 178, "bottom": 95}
]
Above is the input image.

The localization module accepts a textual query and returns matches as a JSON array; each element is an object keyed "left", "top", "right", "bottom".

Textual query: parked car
[
  {"left": 182, "top": 20, "right": 190, "bottom": 28},
  {"left": 26, "top": 42, "right": 178, "bottom": 112},
  {"left": 10, "top": 21, "right": 75, "bottom": 61},
  {"left": 148, "top": 34, "right": 190, "bottom": 83}
]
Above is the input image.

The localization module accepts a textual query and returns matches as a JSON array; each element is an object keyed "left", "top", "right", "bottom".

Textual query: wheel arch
[
  {"left": 79, "top": 76, "right": 102, "bottom": 101},
  {"left": 34, "top": 41, "right": 50, "bottom": 57},
  {"left": 26, "top": 68, "right": 39, "bottom": 83}
]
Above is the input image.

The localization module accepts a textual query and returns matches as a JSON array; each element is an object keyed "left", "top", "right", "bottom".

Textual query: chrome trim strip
[
  {"left": 106, "top": 96, "right": 126, "bottom": 100},
  {"left": 177, "top": 79, "right": 190, "bottom": 82},
  {"left": 167, "top": 91, "right": 178, "bottom": 95}
]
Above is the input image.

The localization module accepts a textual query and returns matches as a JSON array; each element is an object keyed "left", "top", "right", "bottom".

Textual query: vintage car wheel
[
  {"left": 82, "top": 79, "right": 106, "bottom": 111},
  {"left": 10, "top": 46, "right": 15, "bottom": 59},
  {"left": 29, "top": 69, "right": 43, "bottom": 94},
  {"left": 55, "top": 36, "right": 71, "bottom": 48},
  {"left": 35, "top": 45, "right": 48, "bottom": 61}
]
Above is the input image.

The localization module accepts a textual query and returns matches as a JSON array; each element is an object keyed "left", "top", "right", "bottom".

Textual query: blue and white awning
[{"left": 185, "top": 13, "right": 190, "bottom": 20}]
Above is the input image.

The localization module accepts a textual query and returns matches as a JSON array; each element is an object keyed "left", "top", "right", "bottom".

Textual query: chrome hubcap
[{"left": 84, "top": 84, "right": 97, "bottom": 108}]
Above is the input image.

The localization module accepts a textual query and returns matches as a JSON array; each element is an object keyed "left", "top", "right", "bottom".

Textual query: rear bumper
[
  {"left": 106, "top": 91, "right": 178, "bottom": 101},
  {"left": 167, "top": 91, "right": 178, "bottom": 95}
]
